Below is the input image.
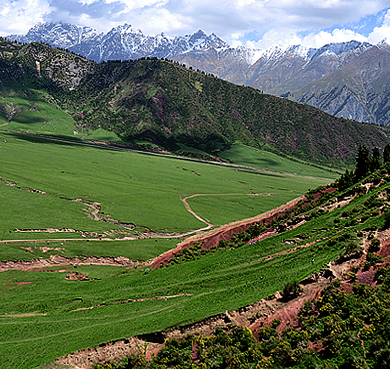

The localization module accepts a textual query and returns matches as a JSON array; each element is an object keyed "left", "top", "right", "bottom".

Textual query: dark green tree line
[{"left": 338, "top": 143, "right": 390, "bottom": 190}]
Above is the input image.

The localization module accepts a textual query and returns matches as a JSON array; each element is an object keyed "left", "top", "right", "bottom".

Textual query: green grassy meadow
[
  {"left": 0, "top": 130, "right": 328, "bottom": 237},
  {"left": 1, "top": 180, "right": 379, "bottom": 369},
  {"left": 0, "top": 126, "right": 343, "bottom": 368},
  {"left": 0, "top": 230, "right": 342, "bottom": 368}
]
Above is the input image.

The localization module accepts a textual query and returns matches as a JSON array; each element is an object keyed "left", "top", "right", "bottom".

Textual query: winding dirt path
[
  {"left": 1, "top": 193, "right": 274, "bottom": 244},
  {"left": 180, "top": 193, "right": 270, "bottom": 231},
  {"left": 2, "top": 164, "right": 310, "bottom": 245},
  {"left": 180, "top": 194, "right": 213, "bottom": 229}
]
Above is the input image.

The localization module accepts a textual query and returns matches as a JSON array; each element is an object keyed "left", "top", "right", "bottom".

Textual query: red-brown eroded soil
[
  {"left": 377, "top": 228, "right": 390, "bottom": 258},
  {"left": 16, "top": 281, "right": 32, "bottom": 286},
  {"left": 250, "top": 288, "right": 323, "bottom": 336}
]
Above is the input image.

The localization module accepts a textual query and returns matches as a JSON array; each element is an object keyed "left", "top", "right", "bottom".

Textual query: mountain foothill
[{"left": 8, "top": 21, "right": 390, "bottom": 128}]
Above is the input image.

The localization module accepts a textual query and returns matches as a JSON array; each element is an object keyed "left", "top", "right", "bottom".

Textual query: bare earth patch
[{"left": 0, "top": 255, "right": 139, "bottom": 273}]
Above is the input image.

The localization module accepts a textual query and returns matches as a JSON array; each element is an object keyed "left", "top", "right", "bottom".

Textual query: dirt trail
[
  {"left": 0, "top": 195, "right": 303, "bottom": 274},
  {"left": 180, "top": 193, "right": 268, "bottom": 229},
  {"left": 151, "top": 196, "right": 305, "bottom": 268},
  {"left": 180, "top": 196, "right": 304, "bottom": 246},
  {"left": 1, "top": 172, "right": 301, "bottom": 245},
  {"left": 181, "top": 194, "right": 212, "bottom": 229}
]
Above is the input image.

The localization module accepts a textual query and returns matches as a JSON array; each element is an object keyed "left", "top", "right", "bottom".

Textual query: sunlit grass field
[{"left": 0, "top": 93, "right": 78, "bottom": 137}]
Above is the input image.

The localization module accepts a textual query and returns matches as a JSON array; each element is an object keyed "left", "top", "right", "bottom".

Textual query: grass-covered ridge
[{"left": 71, "top": 57, "right": 390, "bottom": 166}]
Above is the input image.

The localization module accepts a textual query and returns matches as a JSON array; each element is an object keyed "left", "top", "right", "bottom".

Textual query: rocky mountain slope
[{"left": 285, "top": 43, "right": 390, "bottom": 125}]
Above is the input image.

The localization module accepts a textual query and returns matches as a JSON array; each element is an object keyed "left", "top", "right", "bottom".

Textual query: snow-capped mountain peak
[
  {"left": 311, "top": 40, "right": 372, "bottom": 60},
  {"left": 9, "top": 21, "right": 102, "bottom": 49},
  {"left": 108, "top": 23, "right": 143, "bottom": 36}
]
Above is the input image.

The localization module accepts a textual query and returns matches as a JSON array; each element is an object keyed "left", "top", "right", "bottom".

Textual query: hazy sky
[{"left": 2, "top": 0, "right": 390, "bottom": 49}]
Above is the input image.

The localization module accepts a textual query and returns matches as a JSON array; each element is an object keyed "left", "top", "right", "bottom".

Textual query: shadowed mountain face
[{"left": 0, "top": 38, "right": 389, "bottom": 166}]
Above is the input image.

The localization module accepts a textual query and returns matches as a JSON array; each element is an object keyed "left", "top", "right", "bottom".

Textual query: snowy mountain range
[
  {"left": 8, "top": 22, "right": 239, "bottom": 63},
  {"left": 7, "top": 22, "right": 390, "bottom": 125},
  {"left": 9, "top": 21, "right": 378, "bottom": 65}
]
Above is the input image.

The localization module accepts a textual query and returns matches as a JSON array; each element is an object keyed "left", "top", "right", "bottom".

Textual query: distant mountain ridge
[{"left": 8, "top": 22, "right": 390, "bottom": 125}]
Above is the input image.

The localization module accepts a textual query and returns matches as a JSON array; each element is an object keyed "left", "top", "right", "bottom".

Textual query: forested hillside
[{"left": 0, "top": 39, "right": 389, "bottom": 166}]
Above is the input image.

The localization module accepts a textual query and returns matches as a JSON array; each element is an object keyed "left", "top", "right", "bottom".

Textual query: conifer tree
[
  {"left": 371, "top": 147, "right": 382, "bottom": 171},
  {"left": 355, "top": 145, "right": 371, "bottom": 180},
  {"left": 338, "top": 169, "right": 354, "bottom": 190},
  {"left": 384, "top": 144, "right": 390, "bottom": 164}
]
